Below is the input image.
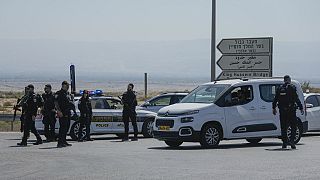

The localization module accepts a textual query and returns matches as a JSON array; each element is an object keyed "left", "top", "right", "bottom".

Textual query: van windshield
[{"left": 180, "top": 84, "right": 229, "bottom": 104}]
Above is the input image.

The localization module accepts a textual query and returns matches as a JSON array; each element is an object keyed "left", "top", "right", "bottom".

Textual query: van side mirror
[{"left": 306, "top": 103, "right": 314, "bottom": 109}]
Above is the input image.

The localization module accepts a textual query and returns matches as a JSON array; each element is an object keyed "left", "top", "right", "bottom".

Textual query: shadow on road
[
  {"left": 149, "top": 142, "right": 284, "bottom": 151},
  {"left": 302, "top": 133, "right": 320, "bottom": 137}
]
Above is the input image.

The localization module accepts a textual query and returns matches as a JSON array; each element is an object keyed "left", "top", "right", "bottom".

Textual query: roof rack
[
  {"left": 214, "top": 77, "right": 284, "bottom": 81},
  {"left": 161, "top": 91, "right": 189, "bottom": 94}
]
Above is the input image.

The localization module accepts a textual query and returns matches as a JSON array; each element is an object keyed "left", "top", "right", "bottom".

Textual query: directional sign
[
  {"left": 217, "top": 37, "right": 272, "bottom": 54},
  {"left": 217, "top": 55, "right": 270, "bottom": 70},
  {"left": 217, "top": 71, "right": 271, "bottom": 80}
]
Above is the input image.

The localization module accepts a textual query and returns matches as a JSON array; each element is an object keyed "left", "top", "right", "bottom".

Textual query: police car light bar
[{"left": 79, "top": 90, "right": 103, "bottom": 96}]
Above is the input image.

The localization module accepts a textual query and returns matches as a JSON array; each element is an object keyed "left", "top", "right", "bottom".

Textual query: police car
[
  {"left": 137, "top": 92, "right": 188, "bottom": 113},
  {"left": 153, "top": 78, "right": 308, "bottom": 148},
  {"left": 35, "top": 90, "right": 156, "bottom": 140},
  {"left": 304, "top": 92, "right": 320, "bottom": 131}
]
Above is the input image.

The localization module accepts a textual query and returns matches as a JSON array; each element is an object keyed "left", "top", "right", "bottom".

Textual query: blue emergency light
[{"left": 79, "top": 90, "right": 103, "bottom": 96}]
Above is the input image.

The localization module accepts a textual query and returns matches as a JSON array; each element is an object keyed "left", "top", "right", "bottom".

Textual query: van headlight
[{"left": 181, "top": 117, "right": 194, "bottom": 123}]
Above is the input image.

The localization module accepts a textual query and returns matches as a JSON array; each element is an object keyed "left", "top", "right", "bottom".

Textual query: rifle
[{"left": 12, "top": 99, "right": 21, "bottom": 131}]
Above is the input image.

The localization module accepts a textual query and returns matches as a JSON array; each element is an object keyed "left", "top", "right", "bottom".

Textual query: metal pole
[
  {"left": 211, "top": 0, "right": 216, "bottom": 81},
  {"left": 144, "top": 73, "right": 147, "bottom": 99}
]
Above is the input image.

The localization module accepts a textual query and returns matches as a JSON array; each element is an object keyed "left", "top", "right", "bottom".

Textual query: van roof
[{"left": 203, "top": 78, "right": 300, "bottom": 86}]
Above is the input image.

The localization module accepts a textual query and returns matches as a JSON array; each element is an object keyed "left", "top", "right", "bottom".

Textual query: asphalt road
[{"left": 1, "top": 132, "right": 320, "bottom": 180}]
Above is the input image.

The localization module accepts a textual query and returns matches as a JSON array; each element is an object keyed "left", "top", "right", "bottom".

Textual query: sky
[{"left": 0, "top": 0, "right": 319, "bottom": 81}]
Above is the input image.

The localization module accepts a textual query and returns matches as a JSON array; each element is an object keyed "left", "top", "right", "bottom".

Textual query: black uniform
[
  {"left": 122, "top": 90, "right": 138, "bottom": 139},
  {"left": 272, "top": 83, "right": 303, "bottom": 146},
  {"left": 19, "top": 93, "right": 43, "bottom": 145},
  {"left": 55, "top": 89, "right": 75, "bottom": 146},
  {"left": 42, "top": 92, "right": 56, "bottom": 141},
  {"left": 78, "top": 97, "right": 92, "bottom": 140}
]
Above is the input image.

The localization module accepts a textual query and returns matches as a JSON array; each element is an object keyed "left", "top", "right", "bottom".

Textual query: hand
[
  {"left": 57, "top": 111, "right": 63, "bottom": 118},
  {"left": 272, "top": 108, "right": 277, "bottom": 115},
  {"left": 32, "top": 115, "right": 36, "bottom": 121}
]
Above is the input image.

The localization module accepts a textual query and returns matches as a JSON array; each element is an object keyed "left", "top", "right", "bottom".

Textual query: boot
[
  {"left": 17, "top": 141, "right": 27, "bottom": 146},
  {"left": 33, "top": 139, "right": 43, "bottom": 145}
]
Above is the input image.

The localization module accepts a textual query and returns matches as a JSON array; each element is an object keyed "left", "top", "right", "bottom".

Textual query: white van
[{"left": 153, "top": 78, "right": 308, "bottom": 148}]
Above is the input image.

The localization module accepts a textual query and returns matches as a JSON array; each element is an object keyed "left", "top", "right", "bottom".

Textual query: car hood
[{"left": 158, "top": 103, "right": 212, "bottom": 115}]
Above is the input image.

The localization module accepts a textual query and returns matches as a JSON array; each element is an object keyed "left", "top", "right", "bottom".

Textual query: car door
[
  {"left": 306, "top": 95, "right": 320, "bottom": 130},
  {"left": 222, "top": 85, "right": 262, "bottom": 138},
  {"left": 257, "top": 83, "right": 282, "bottom": 136},
  {"left": 90, "top": 99, "right": 113, "bottom": 133}
]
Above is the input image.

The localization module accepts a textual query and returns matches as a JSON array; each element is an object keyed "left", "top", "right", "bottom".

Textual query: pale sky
[
  {"left": 1, "top": 0, "right": 319, "bottom": 42},
  {"left": 0, "top": 0, "right": 319, "bottom": 80}
]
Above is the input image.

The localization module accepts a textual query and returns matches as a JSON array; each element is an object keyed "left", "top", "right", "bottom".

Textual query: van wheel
[
  {"left": 287, "top": 125, "right": 302, "bottom": 144},
  {"left": 142, "top": 120, "right": 154, "bottom": 138},
  {"left": 200, "top": 124, "right": 221, "bottom": 148},
  {"left": 70, "top": 121, "right": 86, "bottom": 141},
  {"left": 246, "top": 138, "right": 262, "bottom": 144},
  {"left": 165, "top": 141, "right": 183, "bottom": 148}
]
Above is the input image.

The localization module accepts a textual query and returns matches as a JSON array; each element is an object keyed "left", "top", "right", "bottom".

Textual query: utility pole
[{"left": 211, "top": 0, "right": 216, "bottom": 81}]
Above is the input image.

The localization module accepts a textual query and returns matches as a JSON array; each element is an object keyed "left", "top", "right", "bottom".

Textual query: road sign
[
  {"left": 217, "top": 71, "right": 271, "bottom": 80},
  {"left": 217, "top": 37, "right": 272, "bottom": 54},
  {"left": 217, "top": 55, "right": 270, "bottom": 70}
]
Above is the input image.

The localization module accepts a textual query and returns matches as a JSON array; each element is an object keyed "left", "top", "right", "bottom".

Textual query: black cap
[
  {"left": 284, "top": 75, "right": 291, "bottom": 80},
  {"left": 45, "top": 84, "right": 52, "bottom": 89},
  {"left": 27, "top": 84, "right": 34, "bottom": 89},
  {"left": 128, "top": 83, "right": 134, "bottom": 88},
  {"left": 62, "top": 81, "right": 69, "bottom": 86}
]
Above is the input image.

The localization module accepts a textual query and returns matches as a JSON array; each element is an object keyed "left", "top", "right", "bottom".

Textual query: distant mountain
[{"left": 0, "top": 38, "right": 319, "bottom": 82}]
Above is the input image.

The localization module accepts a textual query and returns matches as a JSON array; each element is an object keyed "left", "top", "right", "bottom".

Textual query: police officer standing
[
  {"left": 55, "top": 81, "right": 77, "bottom": 148},
  {"left": 41, "top": 84, "right": 56, "bottom": 142},
  {"left": 17, "top": 84, "right": 43, "bottom": 146},
  {"left": 77, "top": 90, "right": 93, "bottom": 142},
  {"left": 272, "top": 75, "right": 304, "bottom": 149},
  {"left": 121, "top": 83, "right": 138, "bottom": 141}
]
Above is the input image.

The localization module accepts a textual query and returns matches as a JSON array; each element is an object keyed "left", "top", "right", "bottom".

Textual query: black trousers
[
  {"left": 78, "top": 115, "right": 91, "bottom": 140},
  {"left": 123, "top": 112, "right": 138, "bottom": 138},
  {"left": 58, "top": 115, "right": 70, "bottom": 145},
  {"left": 43, "top": 112, "right": 56, "bottom": 140},
  {"left": 279, "top": 109, "right": 297, "bottom": 145},
  {"left": 22, "top": 114, "right": 42, "bottom": 143}
]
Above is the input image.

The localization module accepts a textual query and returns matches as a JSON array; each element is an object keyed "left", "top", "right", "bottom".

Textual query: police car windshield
[{"left": 180, "top": 84, "right": 229, "bottom": 104}]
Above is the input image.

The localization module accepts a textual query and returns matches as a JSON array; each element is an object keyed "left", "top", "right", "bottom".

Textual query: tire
[
  {"left": 246, "top": 138, "right": 262, "bottom": 144},
  {"left": 200, "top": 123, "right": 222, "bottom": 148},
  {"left": 165, "top": 141, "right": 183, "bottom": 148},
  {"left": 142, "top": 120, "right": 154, "bottom": 138},
  {"left": 70, "top": 121, "right": 86, "bottom": 141},
  {"left": 287, "top": 124, "right": 302, "bottom": 144}
]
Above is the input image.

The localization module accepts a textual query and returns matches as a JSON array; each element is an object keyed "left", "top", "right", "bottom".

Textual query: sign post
[{"left": 217, "top": 37, "right": 273, "bottom": 80}]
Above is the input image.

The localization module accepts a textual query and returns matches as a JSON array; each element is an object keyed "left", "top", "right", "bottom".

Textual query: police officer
[
  {"left": 41, "top": 84, "right": 56, "bottom": 142},
  {"left": 272, "top": 75, "right": 304, "bottom": 149},
  {"left": 77, "top": 90, "right": 93, "bottom": 142},
  {"left": 121, "top": 83, "right": 138, "bottom": 141},
  {"left": 55, "top": 81, "right": 77, "bottom": 148},
  {"left": 17, "top": 84, "right": 43, "bottom": 146}
]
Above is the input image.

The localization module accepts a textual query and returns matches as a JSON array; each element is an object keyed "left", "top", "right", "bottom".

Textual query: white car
[
  {"left": 35, "top": 96, "right": 156, "bottom": 140},
  {"left": 137, "top": 92, "right": 188, "bottom": 113},
  {"left": 304, "top": 93, "right": 320, "bottom": 131},
  {"left": 153, "top": 78, "right": 308, "bottom": 148}
]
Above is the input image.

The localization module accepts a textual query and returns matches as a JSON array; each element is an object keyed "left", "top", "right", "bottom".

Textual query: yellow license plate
[{"left": 158, "top": 126, "right": 170, "bottom": 131}]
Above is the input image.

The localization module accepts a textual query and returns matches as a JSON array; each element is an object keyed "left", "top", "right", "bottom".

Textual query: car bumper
[{"left": 153, "top": 127, "right": 200, "bottom": 142}]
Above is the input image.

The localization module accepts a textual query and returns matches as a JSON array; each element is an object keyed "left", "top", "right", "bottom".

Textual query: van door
[
  {"left": 256, "top": 84, "right": 282, "bottom": 136},
  {"left": 306, "top": 95, "right": 320, "bottom": 130},
  {"left": 220, "top": 85, "right": 264, "bottom": 138}
]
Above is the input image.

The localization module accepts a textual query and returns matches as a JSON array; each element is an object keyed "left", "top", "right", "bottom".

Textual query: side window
[
  {"left": 260, "top": 84, "right": 281, "bottom": 102},
  {"left": 106, "top": 99, "right": 123, "bottom": 109},
  {"left": 170, "top": 95, "right": 185, "bottom": 105},
  {"left": 306, "top": 96, "right": 319, "bottom": 107},
  {"left": 223, "top": 85, "right": 253, "bottom": 107},
  {"left": 149, "top": 96, "right": 171, "bottom": 106},
  {"left": 91, "top": 99, "right": 108, "bottom": 109}
]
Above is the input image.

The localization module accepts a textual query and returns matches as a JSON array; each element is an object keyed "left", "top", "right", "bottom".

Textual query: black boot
[
  {"left": 17, "top": 141, "right": 27, "bottom": 146},
  {"left": 282, "top": 143, "right": 287, "bottom": 149},
  {"left": 33, "top": 138, "right": 43, "bottom": 145}
]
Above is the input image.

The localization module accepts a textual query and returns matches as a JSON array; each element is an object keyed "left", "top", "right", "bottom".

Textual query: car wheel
[
  {"left": 246, "top": 138, "right": 262, "bottom": 144},
  {"left": 287, "top": 125, "right": 302, "bottom": 144},
  {"left": 142, "top": 120, "right": 154, "bottom": 138},
  {"left": 165, "top": 140, "right": 183, "bottom": 148},
  {"left": 70, "top": 121, "right": 86, "bottom": 141},
  {"left": 200, "top": 124, "right": 221, "bottom": 148}
]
